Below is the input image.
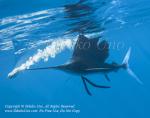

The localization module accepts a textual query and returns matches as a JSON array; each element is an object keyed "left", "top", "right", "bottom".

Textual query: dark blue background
[{"left": 0, "top": 0, "right": 150, "bottom": 118}]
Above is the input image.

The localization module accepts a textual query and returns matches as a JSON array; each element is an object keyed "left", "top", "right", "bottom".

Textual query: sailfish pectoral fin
[
  {"left": 104, "top": 74, "right": 110, "bottom": 81},
  {"left": 83, "top": 76, "right": 111, "bottom": 88},
  {"left": 81, "top": 76, "right": 92, "bottom": 96}
]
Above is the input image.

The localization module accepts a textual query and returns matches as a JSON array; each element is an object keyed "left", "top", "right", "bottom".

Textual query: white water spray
[{"left": 8, "top": 39, "right": 75, "bottom": 78}]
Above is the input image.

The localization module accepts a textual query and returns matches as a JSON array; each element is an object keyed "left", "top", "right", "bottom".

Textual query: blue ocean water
[{"left": 0, "top": 0, "right": 150, "bottom": 117}]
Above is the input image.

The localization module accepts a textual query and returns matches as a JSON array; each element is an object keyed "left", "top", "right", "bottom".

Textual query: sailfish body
[
  {"left": 34, "top": 34, "right": 125, "bottom": 74},
  {"left": 28, "top": 34, "right": 142, "bottom": 96}
]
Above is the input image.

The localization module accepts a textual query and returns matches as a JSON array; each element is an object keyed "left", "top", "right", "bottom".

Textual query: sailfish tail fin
[
  {"left": 122, "top": 47, "right": 131, "bottom": 67},
  {"left": 122, "top": 47, "right": 143, "bottom": 85}
]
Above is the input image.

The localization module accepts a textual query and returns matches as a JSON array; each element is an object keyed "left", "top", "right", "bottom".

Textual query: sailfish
[{"left": 28, "top": 34, "right": 142, "bottom": 96}]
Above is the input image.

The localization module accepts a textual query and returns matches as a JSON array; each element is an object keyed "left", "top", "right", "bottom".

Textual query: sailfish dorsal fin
[{"left": 71, "top": 35, "right": 109, "bottom": 66}]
